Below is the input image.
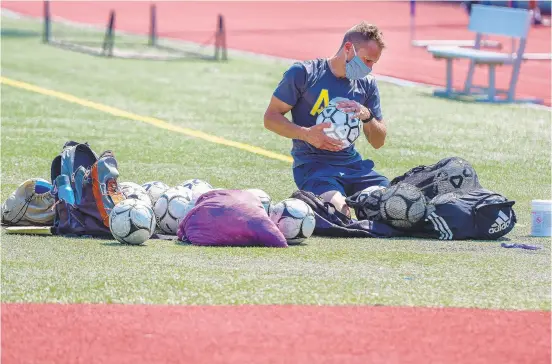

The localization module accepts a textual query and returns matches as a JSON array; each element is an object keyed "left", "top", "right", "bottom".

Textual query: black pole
[
  {"left": 43, "top": 0, "right": 51, "bottom": 43},
  {"left": 149, "top": 4, "right": 157, "bottom": 46},
  {"left": 102, "top": 10, "right": 116, "bottom": 57},
  {"left": 216, "top": 14, "right": 227, "bottom": 61},
  {"left": 214, "top": 15, "right": 220, "bottom": 60}
]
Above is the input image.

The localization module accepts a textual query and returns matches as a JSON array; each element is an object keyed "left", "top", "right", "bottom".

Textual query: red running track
[
  {"left": 1, "top": 2, "right": 551, "bottom": 362},
  {"left": 2, "top": 1, "right": 551, "bottom": 105},
  {"left": 2, "top": 303, "right": 551, "bottom": 364}
]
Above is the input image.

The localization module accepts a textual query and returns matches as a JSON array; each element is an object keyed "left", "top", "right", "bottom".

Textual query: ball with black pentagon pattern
[
  {"left": 109, "top": 199, "right": 156, "bottom": 245},
  {"left": 153, "top": 186, "right": 193, "bottom": 234},
  {"left": 315, "top": 103, "right": 362, "bottom": 148},
  {"left": 353, "top": 185, "right": 386, "bottom": 220},
  {"left": 270, "top": 198, "right": 316, "bottom": 244}
]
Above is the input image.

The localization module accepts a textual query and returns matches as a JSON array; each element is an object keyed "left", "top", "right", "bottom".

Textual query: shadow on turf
[
  {"left": 101, "top": 235, "right": 530, "bottom": 250},
  {"left": 101, "top": 241, "right": 148, "bottom": 247},
  {"left": 415, "top": 90, "right": 532, "bottom": 106},
  {"left": 173, "top": 240, "right": 307, "bottom": 248},
  {"left": 1, "top": 28, "right": 40, "bottom": 38},
  {"left": 161, "top": 23, "right": 467, "bottom": 37},
  {"left": 46, "top": 40, "right": 224, "bottom": 63},
  {"left": 99, "top": 240, "right": 306, "bottom": 248}
]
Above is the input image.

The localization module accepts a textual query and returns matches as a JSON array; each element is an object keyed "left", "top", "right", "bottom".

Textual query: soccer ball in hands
[
  {"left": 153, "top": 186, "right": 194, "bottom": 234},
  {"left": 119, "top": 182, "right": 152, "bottom": 207},
  {"left": 142, "top": 181, "right": 169, "bottom": 205},
  {"left": 316, "top": 102, "right": 362, "bottom": 148},
  {"left": 245, "top": 188, "right": 272, "bottom": 215},
  {"left": 270, "top": 198, "right": 316, "bottom": 244},
  {"left": 180, "top": 179, "right": 213, "bottom": 203},
  {"left": 109, "top": 199, "right": 156, "bottom": 245},
  {"left": 379, "top": 183, "right": 427, "bottom": 229}
]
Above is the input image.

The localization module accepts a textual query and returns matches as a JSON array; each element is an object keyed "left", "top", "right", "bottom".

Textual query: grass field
[{"left": 1, "top": 14, "right": 551, "bottom": 310}]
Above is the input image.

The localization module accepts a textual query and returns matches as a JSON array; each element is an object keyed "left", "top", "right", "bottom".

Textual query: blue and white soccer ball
[
  {"left": 354, "top": 185, "right": 386, "bottom": 220},
  {"left": 245, "top": 188, "right": 272, "bottom": 215},
  {"left": 142, "top": 181, "right": 169, "bottom": 205},
  {"left": 153, "top": 186, "right": 193, "bottom": 234},
  {"left": 180, "top": 179, "right": 213, "bottom": 203},
  {"left": 270, "top": 198, "right": 316, "bottom": 244},
  {"left": 109, "top": 199, "right": 156, "bottom": 245},
  {"left": 316, "top": 99, "right": 362, "bottom": 148}
]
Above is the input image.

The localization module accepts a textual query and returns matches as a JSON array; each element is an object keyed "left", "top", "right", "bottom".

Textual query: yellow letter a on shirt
[{"left": 310, "top": 89, "right": 329, "bottom": 116}]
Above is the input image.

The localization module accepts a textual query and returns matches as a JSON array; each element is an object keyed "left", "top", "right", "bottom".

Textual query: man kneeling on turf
[{"left": 264, "top": 21, "right": 389, "bottom": 217}]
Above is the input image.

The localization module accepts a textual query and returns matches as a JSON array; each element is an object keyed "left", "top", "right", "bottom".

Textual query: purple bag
[{"left": 177, "top": 189, "right": 288, "bottom": 248}]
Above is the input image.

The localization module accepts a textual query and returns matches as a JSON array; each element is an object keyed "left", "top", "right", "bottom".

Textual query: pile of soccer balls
[
  {"left": 109, "top": 179, "right": 316, "bottom": 246},
  {"left": 352, "top": 158, "right": 480, "bottom": 230},
  {"left": 110, "top": 98, "right": 365, "bottom": 246},
  {"left": 353, "top": 183, "right": 428, "bottom": 230}
]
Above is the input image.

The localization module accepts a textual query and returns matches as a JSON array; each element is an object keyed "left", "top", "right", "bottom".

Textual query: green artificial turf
[{"left": 1, "top": 15, "right": 550, "bottom": 309}]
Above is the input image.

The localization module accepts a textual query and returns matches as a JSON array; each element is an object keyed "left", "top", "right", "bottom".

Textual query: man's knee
[
  {"left": 320, "top": 190, "right": 350, "bottom": 217},
  {"left": 351, "top": 171, "right": 390, "bottom": 195}
]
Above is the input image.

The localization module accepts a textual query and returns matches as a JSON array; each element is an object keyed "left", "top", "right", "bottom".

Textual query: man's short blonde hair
[{"left": 341, "top": 22, "right": 385, "bottom": 49}]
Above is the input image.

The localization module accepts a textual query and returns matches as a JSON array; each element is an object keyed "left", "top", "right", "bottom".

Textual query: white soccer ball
[
  {"left": 142, "top": 181, "right": 169, "bottom": 205},
  {"left": 354, "top": 185, "right": 386, "bottom": 220},
  {"left": 109, "top": 199, "right": 156, "bottom": 245},
  {"left": 245, "top": 188, "right": 272, "bottom": 215},
  {"left": 119, "top": 182, "right": 152, "bottom": 207},
  {"left": 180, "top": 179, "right": 213, "bottom": 203},
  {"left": 316, "top": 102, "right": 362, "bottom": 148},
  {"left": 270, "top": 198, "right": 316, "bottom": 244},
  {"left": 153, "top": 186, "right": 193, "bottom": 234}
]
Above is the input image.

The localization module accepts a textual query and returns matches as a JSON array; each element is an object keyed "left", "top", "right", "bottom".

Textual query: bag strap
[
  {"left": 390, "top": 165, "right": 428, "bottom": 185},
  {"left": 291, "top": 190, "right": 351, "bottom": 226},
  {"left": 50, "top": 141, "right": 84, "bottom": 184},
  {"left": 473, "top": 192, "right": 515, "bottom": 210},
  {"left": 90, "top": 151, "right": 125, "bottom": 227}
]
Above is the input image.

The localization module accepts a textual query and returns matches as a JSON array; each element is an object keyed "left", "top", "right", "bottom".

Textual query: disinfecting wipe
[{"left": 531, "top": 200, "right": 552, "bottom": 237}]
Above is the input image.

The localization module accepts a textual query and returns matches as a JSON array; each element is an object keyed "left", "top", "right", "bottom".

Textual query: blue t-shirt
[{"left": 273, "top": 58, "right": 383, "bottom": 168}]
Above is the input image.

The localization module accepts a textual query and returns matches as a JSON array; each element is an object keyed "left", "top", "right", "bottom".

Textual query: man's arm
[
  {"left": 264, "top": 96, "right": 344, "bottom": 152},
  {"left": 264, "top": 62, "right": 344, "bottom": 152},
  {"left": 264, "top": 96, "right": 308, "bottom": 141},
  {"left": 362, "top": 116, "right": 386, "bottom": 149},
  {"left": 362, "top": 80, "right": 386, "bottom": 149}
]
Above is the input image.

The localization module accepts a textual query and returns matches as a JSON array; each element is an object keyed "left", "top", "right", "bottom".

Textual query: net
[{"left": 43, "top": 1, "right": 227, "bottom": 61}]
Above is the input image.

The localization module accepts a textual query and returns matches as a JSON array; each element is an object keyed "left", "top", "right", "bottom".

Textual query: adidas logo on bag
[{"left": 488, "top": 211, "right": 511, "bottom": 234}]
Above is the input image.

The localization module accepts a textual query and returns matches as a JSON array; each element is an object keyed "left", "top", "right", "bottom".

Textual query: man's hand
[
  {"left": 336, "top": 100, "right": 386, "bottom": 149},
  {"left": 336, "top": 100, "right": 371, "bottom": 120},
  {"left": 304, "top": 123, "right": 345, "bottom": 152}
]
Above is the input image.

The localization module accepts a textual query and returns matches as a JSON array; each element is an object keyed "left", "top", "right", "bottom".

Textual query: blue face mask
[{"left": 345, "top": 44, "right": 372, "bottom": 80}]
